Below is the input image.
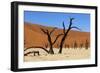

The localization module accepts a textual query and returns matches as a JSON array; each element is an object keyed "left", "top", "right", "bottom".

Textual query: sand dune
[{"left": 24, "top": 22, "right": 90, "bottom": 49}]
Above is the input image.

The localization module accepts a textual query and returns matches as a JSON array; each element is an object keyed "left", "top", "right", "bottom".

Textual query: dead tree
[
  {"left": 58, "top": 18, "right": 80, "bottom": 54},
  {"left": 85, "top": 40, "right": 89, "bottom": 49},
  {"left": 80, "top": 43, "right": 83, "bottom": 49},
  {"left": 24, "top": 27, "right": 62, "bottom": 55},
  {"left": 73, "top": 41, "right": 78, "bottom": 49},
  {"left": 40, "top": 27, "right": 63, "bottom": 54}
]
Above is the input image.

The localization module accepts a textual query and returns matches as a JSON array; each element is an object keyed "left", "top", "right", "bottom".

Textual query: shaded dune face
[{"left": 24, "top": 22, "right": 90, "bottom": 49}]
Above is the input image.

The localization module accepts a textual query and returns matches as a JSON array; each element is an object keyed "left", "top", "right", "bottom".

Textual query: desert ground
[{"left": 24, "top": 48, "right": 90, "bottom": 62}]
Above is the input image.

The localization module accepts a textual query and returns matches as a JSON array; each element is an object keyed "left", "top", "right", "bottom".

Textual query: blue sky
[{"left": 24, "top": 11, "right": 90, "bottom": 32}]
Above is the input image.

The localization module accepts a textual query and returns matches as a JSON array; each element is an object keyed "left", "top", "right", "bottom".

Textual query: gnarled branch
[
  {"left": 69, "top": 18, "right": 74, "bottom": 28},
  {"left": 24, "top": 46, "right": 49, "bottom": 54},
  {"left": 24, "top": 51, "right": 34, "bottom": 56}
]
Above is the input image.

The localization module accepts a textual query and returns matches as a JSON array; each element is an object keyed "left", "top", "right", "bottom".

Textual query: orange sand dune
[{"left": 24, "top": 22, "right": 90, "bottom": 49}]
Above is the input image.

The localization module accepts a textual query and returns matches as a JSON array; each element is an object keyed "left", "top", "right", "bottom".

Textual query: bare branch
[
  {"left": 46, "top": 30, "right": 49, "bottom": 34},
  {"left": 40, "top": 28, "right": 48, "bottom": 34},
  {"left": 24, "top": 51, "right": 40, "bottom": 56},
  {"left": 52, "top": 33, "right": 64, "bottom": 45},
  {"left": 24, "top": 51, "right": 34, "bottom": 56},
  {"left": 24, "top": 46, "right": 49, "bottom": 53},
  {"left": 50, "top": 27, "right": 57, "bottom": 35},
  {"left": 69, "top": 18, "right": 74, "bottom": 28},
  {"left": 40, "top": 27, "right": 54, "bottom": 54},
  {"left": 62, "top": 21, "right": 65, "bottom": 34},
  {"left": 70, "top": 26, "right": 81, "bottom": 31}
]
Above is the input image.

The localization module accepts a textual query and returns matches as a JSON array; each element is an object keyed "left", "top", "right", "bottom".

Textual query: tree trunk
[
  {"left": 58, "top": 29, "right": 70, "bottom": 54},
  {"left": 49, "top": 46, "right": 54, "bottom": 54},
  {"left": 47, "top": 34, "right": 54, "bottom": 54},
  {"left": 47, "top": 40, "right": 54, "bottom": 54},
  {"left": 59, "top": 35, "right": 66, "bottom": 53}
]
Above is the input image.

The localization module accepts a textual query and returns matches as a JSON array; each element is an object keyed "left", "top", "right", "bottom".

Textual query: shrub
[{"left": 73, "top": 41, "right": 78, "bottom": 49}]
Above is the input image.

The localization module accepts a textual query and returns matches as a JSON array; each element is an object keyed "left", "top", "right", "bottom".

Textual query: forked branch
[
  {"left": 69, "top": 18, "right": 74, "bottom": 28},
  {"left": 52, "top": 33, "right": 64, "bottom": 45}
]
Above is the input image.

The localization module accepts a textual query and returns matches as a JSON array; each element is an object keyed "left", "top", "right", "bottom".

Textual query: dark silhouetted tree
[
  {"left": 24, "top": 28, "right": 63, "bottom": 55},
  {"left": 58, "top": 18, "right": 80, "bottom": 54},
  {"left": 40, "top": 27, "right": 63, "bottom": 54}
]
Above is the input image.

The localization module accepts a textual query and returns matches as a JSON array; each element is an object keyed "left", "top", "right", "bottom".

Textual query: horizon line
[{"left": 24, "top": 21, "right": 90, "bottom": 33}]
